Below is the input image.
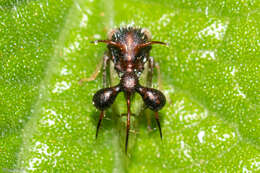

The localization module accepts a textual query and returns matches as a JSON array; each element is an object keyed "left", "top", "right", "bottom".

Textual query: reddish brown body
[{"left": 92, "top": 27, "right": 166, "bottom": 153}]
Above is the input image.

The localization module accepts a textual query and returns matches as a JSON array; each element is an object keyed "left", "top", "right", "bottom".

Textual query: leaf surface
[{"left": 0, "top": 0, "right": 259, "bottom": 172}]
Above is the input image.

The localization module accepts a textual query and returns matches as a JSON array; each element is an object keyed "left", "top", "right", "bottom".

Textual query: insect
[{"left": 81, "top": 27, "right": 166, "bottom": 153}]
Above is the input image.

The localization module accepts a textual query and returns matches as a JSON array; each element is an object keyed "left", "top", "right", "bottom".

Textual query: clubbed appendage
[
  {"left": 92, "top": 85, "right": 121, "bottom": 138},
  {"left": 136, "top": 86, "right": 166, "bottom": 112},
  {"left": 93, "top": 85, "right": 121, "bottom": 111},
  {"left": 136, "top": 85, "right": 166, "bottom": 139}
]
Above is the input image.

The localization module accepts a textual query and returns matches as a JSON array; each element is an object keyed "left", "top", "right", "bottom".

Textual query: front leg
[
  {"left": 147, "top": 56, "right": 163, "bottom": 90},
  {"left": 79, "top": 52, "right": 110, "bottom": 85},
  {"left": 147, "top": 56, "right": 154, "bottom": 87},
  {"left": 102, "top": 52, "right": 110, "bottom": 88}
]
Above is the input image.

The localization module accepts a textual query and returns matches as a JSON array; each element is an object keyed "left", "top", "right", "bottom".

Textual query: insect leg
[
  {"left": 79, "top": 53, "right": 110, "bottom": 85},
  {"left": 155, "top": 61, "right": 172, "bottom": 105},
  {"left": 148, "top": 57, "right": 164, "bottom": 94},
  {"left": 147, "top": 56, "right": 154, "bottom": 87},
  {"left": 154, "top": 62, "right": 162, "bottom": 91},
  {"left": 102, "top": 52, "right": 110, "bottom": 88},
  {"left": 125, "top": 94, "right": 131, "bottom": 153}
]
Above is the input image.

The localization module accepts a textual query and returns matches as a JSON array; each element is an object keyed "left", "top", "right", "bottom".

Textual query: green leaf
[{"left": 1, "top": 0, "right": 259, "bottom": 172}]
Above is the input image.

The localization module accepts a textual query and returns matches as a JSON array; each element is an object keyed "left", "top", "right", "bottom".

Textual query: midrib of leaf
[
  {"left": 0, "top": 0, "right": 74, "bottom": 170},
  {"left": 16, "top": 2, "right": 75, "bottom": 168},
  {"left": 17, "top": 0, "right": 128, "bottom": 172},
  {"left": 102, "top": 0, "right": 128, "bottom": 172}
]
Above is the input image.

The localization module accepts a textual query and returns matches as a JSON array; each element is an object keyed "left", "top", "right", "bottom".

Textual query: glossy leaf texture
[{"left": 0, "top": 0, "right": 259, "bottom": 172}]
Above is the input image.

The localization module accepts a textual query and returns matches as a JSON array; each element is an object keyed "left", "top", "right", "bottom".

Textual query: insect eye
[
  {"left": 138, "top": 46, "right": 151, "bottom": 54},
  {"left": 136, "top": 47, "right": 148, "bottom": 59},
  {"left": 109, "top": 45, "right": 123, "bottom": 57}
]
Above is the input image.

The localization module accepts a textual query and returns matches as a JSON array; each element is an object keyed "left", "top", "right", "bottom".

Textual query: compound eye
[
  {"left": 136, "top": 87, "right": 166, "bottom": 111},
  {"left": 109, "top": 45, "right": 124, "bottom": 59},
  {"left": 93, "top": 85, "right": 120, "bottom": 110},
  {"left": 136, "top": 46, "right": 151, "bottom": 55}
]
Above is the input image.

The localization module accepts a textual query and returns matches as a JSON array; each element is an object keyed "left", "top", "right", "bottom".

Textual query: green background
[{"left": 0, "top": 0, "right": 259, "bottom": 172}]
